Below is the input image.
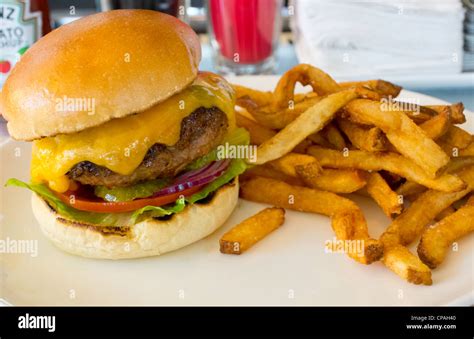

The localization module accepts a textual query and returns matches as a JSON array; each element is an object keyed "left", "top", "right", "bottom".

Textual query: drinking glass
[{"left": 207, "top": 0, "right": 282, "bottom": 75}]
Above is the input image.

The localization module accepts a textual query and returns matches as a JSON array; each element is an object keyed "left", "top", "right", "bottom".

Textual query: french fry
[
  {"left": 293, "top": 138, "right": 313, "bottom": 154},
  {"left": 267, "top": 151, "right": 367, "bottom": 194},
  {"left": 426, "top": 102, "right": 465, "bottom": 124},
  {"left": 400, "top": 107, "right": 438, "bottom": 124},
  {"left": 233, "top": 84, "right": 273, "bottom": 106},
  {"left": 267, "top": 153, "right": 321, "bottom": 178},
  {"left": 241, "top": 176, "right": 355, "bottom": 214},
  {"left": 444, "top": 126, "right": 473, "bottom": 147},
  {"left": 384, "top": 102, "right": 455, "bottom": 125},
  {"left": 235, "top": 113, "right": 276, "bottom": 145},
  {"left": 273, "top": 64, "right": 341, "bottom": 108},
  {"left": 348, "top": 86, "right": 383, "bottom": 101},
  {"left": 240, "top": 176, "right": 383, "bottom": 264},
  {"left": 391, "top": 103, "right": 465, "bottom": 125},
  {"left": 235, "top": 96, "right": 260, "bottom": 117},
  {"left": 343, "top": 101, "right": 437, "bottom": 125},
  {"left": 418, "top": 107, "right": 450, "bottom": 140},
  {"left": 379, "top": 171, "right": 404, "bottom": 189},
  {"left": 459, "top": 141, "right": 474, "bottom": 157},
  {"left": 378, "top": 164, "right": 474, "bottom": 286},
  {"left": 449, "top": 102, "right": 466, "bottom": 124},
  {"left": 220, "top": 207, "right": 285, "bottom": 254},
  {"left": 403, "top": 158, "right": 474, "bottom": 197},
  {"left": 344, "top": 99, "right": 449, "bottom": 177},
  {"left": 365, "top": 172, "right": 402, "bottom": 218},
  {"left": 253, "top": 89, "right": 359, "bottom": 165},
  {"left": 293, "top": 92, "right": 318, "bottom": 102},
  {"left": 380, "top": 166, "right": 474, "bottom": 248},
  {"left": 240, "top": 164, "right": 304, "bottom": 186},
  {"left": 393, "top": 160, "right": 474, "bottom": 201},
  {"left": 338, "top": 79, "right": 402, "bottom": 98},
  {"left": 336, "top": 118, "right": 387, "bottom": 152},
  {"left": 405, "top": 192, "right": 424, "bottom": 203},
  {"left": 390, "top": 157, "right": 474, "bottom": 195},
  {"left": 395, "top": 181, "right": 426, "bottom": 198},
  {"left": 307, "top": 146, "right": 465, "bottom": 193},
  {"left": 331, "top": 210, "right": 383, "bottom": 264},
  {"left": 437, "top": 125, "right": 472, "bottom": 155},
  {"left": 382, "top": 184, "right": 472, "bottom": 248},
  {"left": 321, "top": 123, "right": 346, "bottom": 150},
  {"left": 233, "top": 82, "right": 317, "bottom": 112},
  {"left": 382, "top": 245, "right": 432, "bottom": 285},
  {"left": 417, "top": 196, "right": 474, "bottom": 268},
  {"left": 297, "top": 167, "right": 367, "bottom": 193},
  {"left": 443, "top": 156, "right": 474, "bottom": 173},
  {"left": 249, "top": 96, "right": 323, "bottom": 129},
  {"left": 308, "top": 132, "right": 334, "bottom": 148},
  {"left": 434, "top": 205, "right": 456, "bottom": 222}
]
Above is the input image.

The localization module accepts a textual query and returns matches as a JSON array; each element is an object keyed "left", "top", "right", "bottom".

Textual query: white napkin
[{"left": 291, "top": 0, "right": 465, "bottom": 77}]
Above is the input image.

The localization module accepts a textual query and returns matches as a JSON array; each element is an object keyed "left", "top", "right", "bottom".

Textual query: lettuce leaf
[
  {"left": 130, "top": 196, "right": 187, "bottom": 223},
  {"left": 5, "top": 178, "right": 130, "bottom": 226},
  {"left": 131, "top": 158, "right": 247, "bottom": 223},
  {"left": 5, "top": 159, "right": 248, "bottom": 226}
]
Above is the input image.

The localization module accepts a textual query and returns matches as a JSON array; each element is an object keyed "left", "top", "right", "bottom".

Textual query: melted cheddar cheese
[{"left": 31, "top": 72, "right": 235, "bottom": 192}]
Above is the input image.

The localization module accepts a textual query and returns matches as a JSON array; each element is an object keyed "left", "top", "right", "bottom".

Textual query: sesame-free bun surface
[
  {"left": 31, "top": 180, "right": 238, "bottom": 259},
  {"left": 1, "top": 10, "right": 201, "bottom": 141}
]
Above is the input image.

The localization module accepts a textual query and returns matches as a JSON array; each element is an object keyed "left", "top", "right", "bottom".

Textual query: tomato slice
[{"left": 56, "top": 184, "right": 204, "bottom": 213}]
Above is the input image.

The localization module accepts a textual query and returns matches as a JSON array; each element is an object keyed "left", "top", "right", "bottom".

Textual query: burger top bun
[{"left": 1, "top": 10, "right": 201, "bottom": 141}]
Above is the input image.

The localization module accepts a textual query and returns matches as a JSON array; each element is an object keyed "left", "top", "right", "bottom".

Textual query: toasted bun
[
  {"left": 31, "top": 180, "right": 238, "bottom": 259},
  {"left": 1, "top": 10, "right": 201, "bottom": 141}
]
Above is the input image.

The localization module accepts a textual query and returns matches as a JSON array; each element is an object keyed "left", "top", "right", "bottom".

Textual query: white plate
[{"left": 0, "top": 76, "right": 473, "bottom": 306}]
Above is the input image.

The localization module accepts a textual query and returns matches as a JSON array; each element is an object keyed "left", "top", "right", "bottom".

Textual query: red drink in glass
[{"left": 208, "top": 0, "right": 282, "bottom": 74}]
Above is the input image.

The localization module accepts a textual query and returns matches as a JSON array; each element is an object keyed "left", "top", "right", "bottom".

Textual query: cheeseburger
[{"left": 2, "top": 10, "right": 248, "bottom": 259}]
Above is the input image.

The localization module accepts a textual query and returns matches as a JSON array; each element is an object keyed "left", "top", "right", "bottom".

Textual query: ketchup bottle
[{"left": 0, "top": 0, "right": 51, "bottom": 88}]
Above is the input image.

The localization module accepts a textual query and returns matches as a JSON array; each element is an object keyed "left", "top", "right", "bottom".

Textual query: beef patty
[{"left": 68, "top": 107, "right": 229, "bottom": 187}]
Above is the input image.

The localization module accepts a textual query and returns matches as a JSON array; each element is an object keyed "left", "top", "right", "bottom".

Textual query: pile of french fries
[{"left": 220, "top": 64, "right": 474, "bottom": 286}]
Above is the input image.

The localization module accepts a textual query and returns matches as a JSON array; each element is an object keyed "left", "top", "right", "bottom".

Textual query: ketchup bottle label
[{"left": 0, "top": 0, "right": 42, "bottom": 87}]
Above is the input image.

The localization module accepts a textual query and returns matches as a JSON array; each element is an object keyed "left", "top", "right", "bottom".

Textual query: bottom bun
[{"left": 32, "top": 179, "right": 239, "bottom": 259}]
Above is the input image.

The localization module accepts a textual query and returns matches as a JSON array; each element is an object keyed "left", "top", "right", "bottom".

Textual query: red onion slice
[
  {"left": 176, "top": 161, "right": 215, "bottom": 181},
  {"left": 152, "top": 160, "right": 231, "bottom": 197}
]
